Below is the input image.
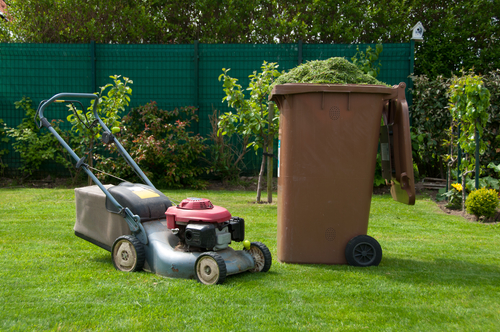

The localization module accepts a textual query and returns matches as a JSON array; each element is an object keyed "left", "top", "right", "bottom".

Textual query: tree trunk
[
  {"left": 447, "top": 162, "right": 452, "bottom": 194},
  {"left": 267, "top": 145, "right": 273, "bottom": 203},
  {"left": 256, "top": 153, "right": 266, "bottom": 203},
  {"left": 87, "top": 138, "right": 93, "bottom": 186},
  {"left": 437, "top": 142, "right": 445, "bottom": 179},
  {"left": 461, "top": 172, "right": 466, "bottom": 213},
  {"left": 267, "top": 103, "right": 274, "bottom": 203}
]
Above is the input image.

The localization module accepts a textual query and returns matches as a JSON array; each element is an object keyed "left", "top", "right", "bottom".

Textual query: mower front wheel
[
  {"left": 248, "top": 242, "right": 272, "bottom": 273},
  {"left": 112, "top": 235, "right": 146, "bottom": 272},
  {"left": 195, "top": 252, "right": 227, "bottom": 285}
]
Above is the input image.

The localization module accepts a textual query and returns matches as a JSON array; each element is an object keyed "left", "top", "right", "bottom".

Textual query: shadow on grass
[
  {"left": 86, "top": 245, "right": 500, "bottom": 288},
  {"left": 307, "top": 256, "right": 500, "bottom": 287},
  {"left": 89, "top": 250, "right": 278, "bottom": 283},
  {"left": 90, "top": 252, "right": 112, "bottom": 264},
  {"left": 377, "top": 257, "right": 500, "bottom": 287}
]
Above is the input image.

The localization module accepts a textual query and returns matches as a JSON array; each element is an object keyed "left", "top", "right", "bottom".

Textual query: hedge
[{"left": 410, "top": 70, "right": 500, "bottom": 179}]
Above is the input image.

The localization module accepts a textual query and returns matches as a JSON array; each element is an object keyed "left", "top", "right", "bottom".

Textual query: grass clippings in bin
[{"left": 272, "top": 57, "right": 389, "bottom": 86}]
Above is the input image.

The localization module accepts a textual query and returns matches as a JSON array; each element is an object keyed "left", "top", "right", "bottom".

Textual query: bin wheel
[
  {"left": 345, "top": 235, "right": 382, "bottom": 267},
  {"left": 248, "top": 242, "right": 272, "bottom": 273},
  {"left": 112, "top": 235, "right": 146, "bottom": 272},
  {"left": 195, "top": 252, "right": 227, "bottom": 285}
]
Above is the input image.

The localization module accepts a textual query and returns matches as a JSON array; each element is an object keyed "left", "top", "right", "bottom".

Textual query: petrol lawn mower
[{"left": 35, "top": 93, "right": 272, "bottom": 285}]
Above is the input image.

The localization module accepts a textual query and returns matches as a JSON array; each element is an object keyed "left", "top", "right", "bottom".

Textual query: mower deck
[{"left": 142, "top": 220, "right": 255, "bottom": 279}]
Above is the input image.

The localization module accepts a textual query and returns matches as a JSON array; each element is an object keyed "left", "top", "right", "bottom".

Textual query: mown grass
[{"left": 1, "top": 188, "right": 499, "bottom": 331}]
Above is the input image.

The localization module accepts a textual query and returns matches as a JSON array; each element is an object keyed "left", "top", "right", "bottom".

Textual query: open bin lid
[{"left": 381, "top": 83, "right": 416, "bottom": 205}]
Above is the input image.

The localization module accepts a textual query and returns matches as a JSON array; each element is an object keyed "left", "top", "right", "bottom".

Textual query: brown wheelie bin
[{"left": 269, "top": 82, "right": 415, "bottom": 266}]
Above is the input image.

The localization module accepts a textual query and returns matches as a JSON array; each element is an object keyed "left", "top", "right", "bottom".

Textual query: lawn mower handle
[
  {"left": 35, "top": 92, "right": 151, "bottom": 245},
  {"left": 36, "top": 93, "right": 99, "bottom": 129},
  {"left": 36, "top": 93, "right": 101, "bottom": 167},
  {"left": 35, "top": 92, "right": 154, "bottom": 189}
]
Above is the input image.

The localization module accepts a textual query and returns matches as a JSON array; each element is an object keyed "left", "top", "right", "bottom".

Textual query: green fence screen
[{"left": 0, "top": 42, "right": 413, "bottom": 177}]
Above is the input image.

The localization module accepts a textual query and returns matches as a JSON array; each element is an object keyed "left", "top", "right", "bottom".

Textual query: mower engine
[{"left": 165, "top": 198, "right": 245, "bottom": 251}]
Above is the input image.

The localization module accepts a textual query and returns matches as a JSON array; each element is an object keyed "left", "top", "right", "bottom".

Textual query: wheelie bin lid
[{"left": 269, "top": 83, "right": 398, "bottom": 101}]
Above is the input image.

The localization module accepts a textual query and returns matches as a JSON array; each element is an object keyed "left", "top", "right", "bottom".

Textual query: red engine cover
[
  {"left": 178, "top": 198, "right": 214, "bottom": 210},
  {"left": 165, "top": 198, "right": 232, "bottom": 229}
]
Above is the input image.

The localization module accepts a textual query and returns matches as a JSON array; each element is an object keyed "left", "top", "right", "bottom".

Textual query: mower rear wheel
[
  {"left": 345, "top": 235, "right": 382, "bottom": 267},
  {"left": 112, "top": 235, "right": 146, "bottom": 272},
  {"left": 248, "top": 242, "right": 272, "bottom": 273},
  {"left": 195, "top": 252, "right": 227, "bottom": 285}
]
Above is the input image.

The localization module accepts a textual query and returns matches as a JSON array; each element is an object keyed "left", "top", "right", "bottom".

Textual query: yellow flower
[{"left": 451, "top": 183, "right": 463, "bottom": 192}]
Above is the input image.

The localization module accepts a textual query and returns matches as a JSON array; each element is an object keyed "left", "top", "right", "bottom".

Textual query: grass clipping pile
[{"left": 273, "top": 57, "right": 389, "bottom": 86}]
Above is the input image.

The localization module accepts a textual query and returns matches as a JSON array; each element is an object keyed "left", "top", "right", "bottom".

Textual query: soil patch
[
  {"left": 433, "top": 196, "right": 500, "bottom": 224},
  {"left": 0, "top": 175, "right": 81, "bottom": 189}
]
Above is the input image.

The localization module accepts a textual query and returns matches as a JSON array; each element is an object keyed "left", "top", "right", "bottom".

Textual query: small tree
[
  {"left": 218, "top": 61, "right": 282, "bottom": 203},
  {"left": 67, "top": 75, "right": 132, "bottom": 185},
  {"left": 208, "top": 108, "right": 249, "bottom": 183},
  {"left": 351, "top": 43, "right": 383, "bottom": 78},
  {"left": 448, "top": 70, "right": 491, "bottom": 212}
]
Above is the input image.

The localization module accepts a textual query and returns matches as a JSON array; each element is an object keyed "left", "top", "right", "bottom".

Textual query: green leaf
[{"left": 488, "top": 162, "right": 500, "bottom": 174}]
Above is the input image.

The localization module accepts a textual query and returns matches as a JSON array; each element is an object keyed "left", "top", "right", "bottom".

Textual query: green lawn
[{"left": 1, "top": 188, "right": 499, "bottom": 331}]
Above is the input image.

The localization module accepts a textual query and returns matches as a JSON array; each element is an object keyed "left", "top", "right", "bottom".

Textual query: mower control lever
[
  {"left": 89, "top": 119, "right": 100, "bottom": 129},
  {"left": 102, "top": 131, "right": 115, "bottom": 144},
  {"left": 76, "top": 157, "right": 87, "bottom": 169}
]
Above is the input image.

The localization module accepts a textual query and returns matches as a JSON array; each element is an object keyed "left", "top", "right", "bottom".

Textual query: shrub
[
  {"left": 97, "top": 102, "right": 208, "bottom": 189},
  {"left": 465, "top": 188, "right": 499, "bottom": 220},
  {"left": 410, "top": 75, "right": 451, "bottom": 178},
  {"left": 4, "top": 97, "right": 73, "bottom": 178},
  {"left": 410, "top": 70, "right": 500, "bottom": 179}
]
